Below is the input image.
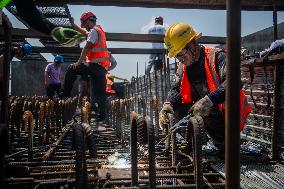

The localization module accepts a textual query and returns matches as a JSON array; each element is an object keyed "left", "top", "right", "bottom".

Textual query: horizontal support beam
[
  {"left": 0, "top": 28, "right": 226, "bottom": 44},
  {"left": 33, "top": 46, "right": 166, "bottom": 54},
  {"left": 36, "top": 0, "right": 284, "bottom": 11}
]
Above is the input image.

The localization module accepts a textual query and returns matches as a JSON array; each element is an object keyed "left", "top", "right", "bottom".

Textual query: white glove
[{"left": 190, "top": 95, "right": 213, "bottom": 117}]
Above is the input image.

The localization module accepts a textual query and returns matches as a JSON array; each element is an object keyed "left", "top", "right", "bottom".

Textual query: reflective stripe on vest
[
  {"left": 179, "top": 47, "right": 251, "bottom": 129},
  {"left": 86, "top": 25, "right": 110, "bottom": 68}
]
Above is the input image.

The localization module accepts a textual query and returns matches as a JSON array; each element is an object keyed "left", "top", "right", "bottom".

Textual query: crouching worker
[{"left": 159, "top": 23, "right": 251, "bottom": 155}]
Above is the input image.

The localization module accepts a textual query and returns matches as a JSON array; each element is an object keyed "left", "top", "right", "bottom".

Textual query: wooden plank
[
  {"left": 0, "top": 28, "right": 226, "bottom": 44},
  {"left": 36, "top": 0, "right": 284, "bottom": 11}
]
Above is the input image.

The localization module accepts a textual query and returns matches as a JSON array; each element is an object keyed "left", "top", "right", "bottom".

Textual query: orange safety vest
[
  {"left": 86, "top": 25, "right": 110, "bottom": 68},
  {"left": 106, "top": 77, "right": 116, "bottom": 94},
  {"left": 179, "top": 47, "right": 251, "bottom": 130}
]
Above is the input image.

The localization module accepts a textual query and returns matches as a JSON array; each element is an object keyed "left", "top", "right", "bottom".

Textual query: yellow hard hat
[{"left": 164, "top": 23, "right": 201, "bottom": 58}]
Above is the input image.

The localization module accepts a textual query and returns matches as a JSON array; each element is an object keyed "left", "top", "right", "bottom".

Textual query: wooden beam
[
  {"left": 0, "top": 28, "right": 226, "bottom": 44},
  {"left": 36, "top": 0, "right": 284, "bottom": 11},
  {"left": 33, "top": 46, "right": 166, "bottom": 54}
]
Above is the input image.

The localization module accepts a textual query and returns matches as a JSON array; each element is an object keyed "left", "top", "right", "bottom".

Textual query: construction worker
[
  {"left": 44, "top": 55, "right": 63, "bottom": 99},
  {"left": 76, "top": 54, "right": 117, "bottom": 108},
  {"left": 159, "top": 23, "right": 251, "bottom": 153},
  {"left": 106, "top": 73, "right": 128, "bottom": 98},
  {"left": 106, "top": 74, "right": 116, "bottom": 96},
  {"left": 146, "top": 16, "right": 166, "bottom": 74},
  {"left": 0, "top": 43, "right": 32, "bottom": 100},
  {"left": 61, "top": 11, "right": 110, "bottom": 122}
]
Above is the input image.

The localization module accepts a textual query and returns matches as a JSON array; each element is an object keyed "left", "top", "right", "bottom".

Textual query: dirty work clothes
[
  {"left": 46, "top": 83, "right": 61, "bottom": 100},
  {"left": 167, "top": 46, "right": 227, "bottom": 145},
  {"left": 45, "top": 63, "right": 61, "bottom": 84},
  {"left": 62, "top": 63, "right": 107, "bottom": 120}
]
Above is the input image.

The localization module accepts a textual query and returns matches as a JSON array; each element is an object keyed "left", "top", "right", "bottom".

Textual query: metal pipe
[
  {"left": 1, "top": 14, "right": 12, "bottom": 189},
  {"left": 42, "top": 126, "right": 71, "bottom": 160},
  {"left": 163, "top": 55, "right": 168, "bottom": 97},
  {"left": 225, "top": 0, "right": 241, "bottom": 188},
  {"left": 273, "top": 1, "right": 278, "bottom": 41},
  {"left": 271, "top": 0, "right": 281, "bottom": 161},
  {"left": 160, "top": 65, "right": 165, "bottom": 103},
  {"left": 0, "top": 13, "right": 11, "bottom": 124},
  {"left": 130, "top": 112, "right": 138, "bottom": 186},
  {"left": 148, "top": 72, "right": 153, "bottom": 120},
  {"left": 271, "top": 60, "right": 281, "bottom": 160},
  {"left": 166, "top": 57, "right": 171, "bottom": 94},
  {"left": 145, "top": 116, "right": 156, "bottom": 189}
]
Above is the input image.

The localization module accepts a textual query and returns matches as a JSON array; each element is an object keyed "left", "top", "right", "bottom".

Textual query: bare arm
[
  {"left": 77, "top": 42, "right": 92, "bottom": 64},
  {"left": 70, "top": 17, "right": 88, "bottom": 37}
]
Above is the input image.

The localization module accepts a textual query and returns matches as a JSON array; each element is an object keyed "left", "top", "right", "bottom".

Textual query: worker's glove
[
  {"left": 159, "top": 103, "right": 174, "bottom": 130},
  {"left": 189, "top": 95, "right": 213, "bottom": 117},
  {"left": 51, "top": 27, "right": 86, "bottom": 47}
]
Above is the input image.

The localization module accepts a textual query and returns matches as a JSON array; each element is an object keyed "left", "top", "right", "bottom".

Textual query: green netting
[{"left": 0, "top": 0, "right": 12, "bottom": 9}]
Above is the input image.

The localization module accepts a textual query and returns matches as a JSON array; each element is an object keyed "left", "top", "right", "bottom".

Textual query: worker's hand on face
[
  {"left": 159, "top": 103, "right": 174, "bottom": 129},
  {"left": 189, "top": 95, "right": 213, "bottom": 117}
]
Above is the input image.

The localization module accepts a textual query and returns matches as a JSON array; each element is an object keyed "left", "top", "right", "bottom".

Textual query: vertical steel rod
[
  {"left": 272, "top": 0, "right": 280, "bottom": 161},
  {"left": 166, "top": 57, "right": 171, "bottom": 94},
  {"left": 273, "top": 1, "right": 278, "bottom": 41},
  {"left": 225, "top": 0, "right": 241, "bottom": 188},
  {"left": 0, "top": 13, "right": 12, "bottom": 189}
]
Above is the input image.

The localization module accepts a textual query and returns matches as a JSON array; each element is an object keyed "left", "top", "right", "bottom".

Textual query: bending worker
[
  {"left": 61, "top": 11, "right": 110, "bottom": 122},
  {"left": 159, "top": 23, "right": 251, "bottom": 153}
]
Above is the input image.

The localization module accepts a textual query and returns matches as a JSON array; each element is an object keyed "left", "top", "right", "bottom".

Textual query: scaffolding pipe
[
  {"left": 225, "top": 0, "right": 241, "bottom": 188},
  {"left": 0, "top": 13, "right": 12, "bottom": 189},
  {"left": 130, "top": 112, "right": 138, "bottom": 186},
  {"left": 271, "top": 0, "right": 281, "bottom": 161},
  {"left": 273, "top": 1, "right": 278, "bottom": 41}
]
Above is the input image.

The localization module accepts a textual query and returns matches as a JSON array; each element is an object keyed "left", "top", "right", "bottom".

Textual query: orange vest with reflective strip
[
  {"left": 106, "top": 77, "right": 116, "bottom": 94},
  {"left": 179, "top": 47, "right": 251, "bottom": 130},
  {"left": 86, "top": 25, "right": 110, "bottom": 68}
]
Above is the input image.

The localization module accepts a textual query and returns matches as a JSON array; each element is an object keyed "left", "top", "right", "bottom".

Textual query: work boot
[{"left": 51, "top": 27, "right": 86, "bottom": 47}]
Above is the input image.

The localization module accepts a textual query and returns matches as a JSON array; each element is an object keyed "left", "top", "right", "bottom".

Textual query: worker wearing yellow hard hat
[
  {"left": 164, "top": 22, "right": 201, "bottom": 58},
  {"left": 160, "top": 22, "right": 251, "bottom": 157}
]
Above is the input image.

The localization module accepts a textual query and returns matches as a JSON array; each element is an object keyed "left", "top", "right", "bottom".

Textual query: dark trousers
[
  {"left": 63, "top": 64, "right": 107, "bottom": 119},
  {"left": 204, "top": 106, "right": 225, "bottom": 147},
  {"left": 46, "top": 83, "right": 61, "bottom": 100}
]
